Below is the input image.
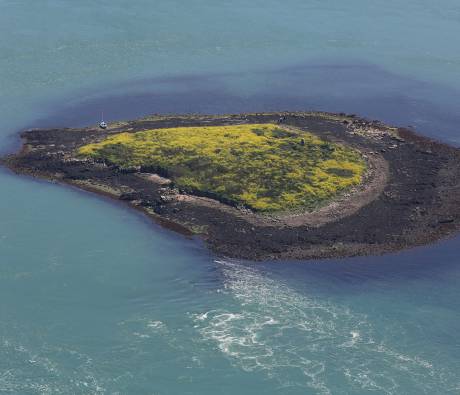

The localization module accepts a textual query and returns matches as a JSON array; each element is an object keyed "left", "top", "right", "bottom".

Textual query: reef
[{"left": 4, "top": 111, "right": 460, "bottom": 261}]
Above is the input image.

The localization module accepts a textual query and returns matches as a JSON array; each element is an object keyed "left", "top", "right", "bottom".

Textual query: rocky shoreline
[{"left": 4, "top": 111, "right": 460, "bottom": 261}]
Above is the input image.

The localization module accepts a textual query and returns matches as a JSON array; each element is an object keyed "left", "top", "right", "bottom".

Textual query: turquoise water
[{"left": 1, "top": 1, "right": 460, "bottom": 393}]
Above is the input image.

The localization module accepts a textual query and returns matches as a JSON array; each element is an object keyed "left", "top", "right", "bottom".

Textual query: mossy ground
[{"left": 78, "top": 124, "right": 366, "bottom": 211}]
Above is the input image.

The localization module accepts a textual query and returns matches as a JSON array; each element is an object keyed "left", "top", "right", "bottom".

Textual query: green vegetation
[{"left": 78, "top": 124, "right": 366, "bottom": 211}]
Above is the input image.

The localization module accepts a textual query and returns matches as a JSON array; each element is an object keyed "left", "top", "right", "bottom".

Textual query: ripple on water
[
  {"left": 0, "top": 338, "right": 105, "bottom": 394},
  {"left": 192, "top": 260, "right": 458, "bottom": 395}
]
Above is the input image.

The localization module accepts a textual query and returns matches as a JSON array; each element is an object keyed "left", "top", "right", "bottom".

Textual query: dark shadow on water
[
  {"left": 23, "top": 60, "right": 460, "bottom": 145},
  {"left": 260, "top": 235, "right": 460, "bottom": 285},
  {"left": 7, "top": 59, "right": 460, "bottom": 286}
]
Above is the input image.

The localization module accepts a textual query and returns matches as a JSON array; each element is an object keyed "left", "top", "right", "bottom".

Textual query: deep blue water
[
  {"left": 23, "top": 62, "right": 460, "bottom": 145},
  {"left": 1, "top": 1, "right": 460, "bottom": 394}
]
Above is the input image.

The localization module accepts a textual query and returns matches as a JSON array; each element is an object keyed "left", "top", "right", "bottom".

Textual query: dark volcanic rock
[{"left": 4, "top": 112, "right": 460, "bottom": 261}]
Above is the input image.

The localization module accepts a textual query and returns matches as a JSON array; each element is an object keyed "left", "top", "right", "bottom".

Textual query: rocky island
[{"left": 4, "top": 112, "right": 460, "bottom": 260}]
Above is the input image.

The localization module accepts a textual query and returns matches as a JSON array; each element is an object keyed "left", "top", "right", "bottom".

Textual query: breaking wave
[{"left": 192, "top": 260, "right": 459, "bottom": 394}]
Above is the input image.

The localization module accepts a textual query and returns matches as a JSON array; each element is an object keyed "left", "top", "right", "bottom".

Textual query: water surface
[{"left": 1, "top": 1, "right": 460, "bottom": 394}]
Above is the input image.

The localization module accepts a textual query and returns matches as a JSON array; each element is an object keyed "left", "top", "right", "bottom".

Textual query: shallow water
[{"left": 1, "top": 1, "right": 460, "bottom": 394}]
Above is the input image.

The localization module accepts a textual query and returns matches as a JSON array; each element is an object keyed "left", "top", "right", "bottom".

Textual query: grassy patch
[{"left": 78, "top": 124, "right": 366, "bottom": 211}]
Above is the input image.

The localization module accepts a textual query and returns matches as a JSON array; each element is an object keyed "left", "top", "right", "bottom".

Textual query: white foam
[
  {"left": 0, "top": 337, "right": 106, "bottom": 394},
  {"left": 192, "top": 259, "right": 456, "bottom": 394},
  {"left": 147, "top": 320, "right": 166, "bottom": 330}
]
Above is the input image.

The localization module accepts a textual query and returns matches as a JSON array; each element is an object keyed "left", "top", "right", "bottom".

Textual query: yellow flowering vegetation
[{"left": 78, "top": 124, "right": 366, "bottom": 211}]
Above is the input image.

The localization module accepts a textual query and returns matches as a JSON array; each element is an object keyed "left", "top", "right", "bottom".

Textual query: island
[{"left": 4, "top": 112, "right": 460, "bottom": 260}]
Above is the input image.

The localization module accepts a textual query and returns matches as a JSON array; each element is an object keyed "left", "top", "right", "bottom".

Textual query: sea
[{"left": 1, "top": 1, "right": 459, "bottom": 394}]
